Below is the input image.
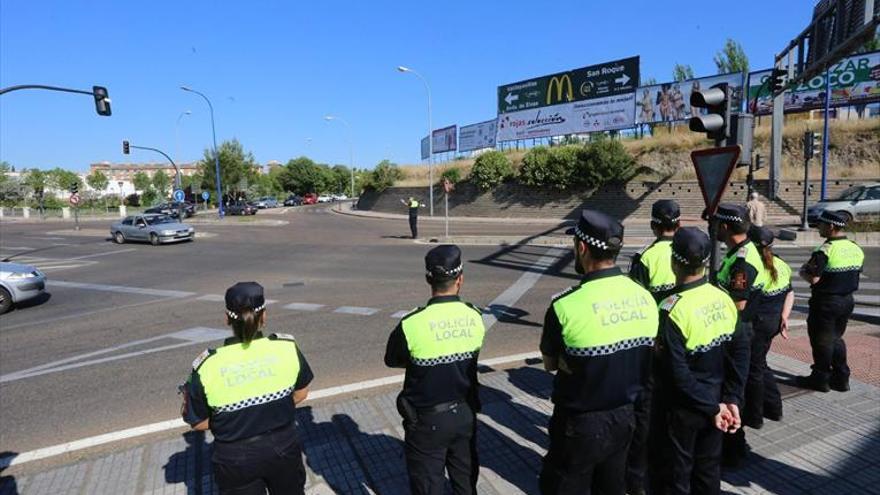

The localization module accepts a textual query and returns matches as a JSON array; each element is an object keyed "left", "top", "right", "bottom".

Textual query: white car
[
  {"left": 317, "top": 195, "right": 332, "bottom": 203},
  {"left": 807, "top": 183, "right": 880, "bottom": 225},
  {"left": 331, "top": 193, "right": 348, "bottom": 201},
  {"left": 0, "top": 261, "right": 47, "bottom": 314}
]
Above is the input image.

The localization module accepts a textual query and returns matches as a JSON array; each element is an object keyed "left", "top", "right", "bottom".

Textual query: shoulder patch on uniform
[
  {"left": 659, "top": 294, "right": 681, "bottom": 312},
  {"left": 399, "top": 306, "right": 426, "bottom": 321},
  {"left": 270, "top": 332, "right": 296, "bottom": 342},
  {"left": 736, "top": 246, "right": 748, "bottom": 258},
  {"left": 819, "top": 242, "right": 832, "bottom": 254},
  {"left": 551, "top": 285, "right": 577, "bottom": 302},
  {"left": 191, "top": 348, "right": 214, "bottom": 370}
]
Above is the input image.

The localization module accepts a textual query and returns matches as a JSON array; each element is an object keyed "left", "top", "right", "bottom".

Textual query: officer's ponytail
[
  {"left": 759, "top": 245, "right": 778, "bottom": 284},
  {"left": 230, "top": 308, "right": 263, "bottom": 345}
]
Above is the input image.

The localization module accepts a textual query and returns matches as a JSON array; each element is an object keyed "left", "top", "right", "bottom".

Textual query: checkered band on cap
[
  {"left": 825, "top": 265, "right": 861, "bottom": 273},
  {"left": 687, "top": 334, "right": 732, "bottom": 355},
  {"left": 819, "top": 212, "right": 847, "bottom": 227},
  {"left": 651, "top": 216, "right": 680, "bottom": 224},
  {"left": 426, "top": 264, "right": 463, "bottom": 278},
  {"left": 411, "top": 351, "right": 476, "bottom": 367},
  {"left": 565, "top": 336, "right": 654, "bottom": 357},
  {"left": 226, "top": 303, "right": 267, "bottom": 320},
  {"left": 574, "top": 226, "right": 610, "bottom": 250},
  {"left": 213, "top": 386, "right": 294, "bottom": 414},
  {"left": 671, "top": 249, "right": 709, "bottom": 266},
  {"left": 715, "top": 213, "right": 743, "bottom": 223},
  {"left": 649, "top": 283, "right": 676, "bottom": 293}
]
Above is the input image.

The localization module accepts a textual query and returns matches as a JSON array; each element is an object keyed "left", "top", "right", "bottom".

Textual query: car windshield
[
  {"left": 831, "top": 186, "right": 863, "bottom": 201},
  {"left": 146, "top": 215, "right": 175, "bottom": 225}
]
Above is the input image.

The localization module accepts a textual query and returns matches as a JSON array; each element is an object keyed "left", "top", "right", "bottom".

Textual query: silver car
[
  {"left": 111, "top": 214, "right": 195, "bottom": 245},
  {"left": 0, "top": 262, "right": 47, "bottom": 314},
  {"left": 807, "top": 183, "right": 880, "bottom": 225}
]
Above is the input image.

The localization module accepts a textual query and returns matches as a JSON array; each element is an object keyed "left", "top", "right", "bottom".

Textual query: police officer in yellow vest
[
  {"left": 539, "top": 209, "right": 658, "bottom": 495},
  {"left": 743, "top": 226, "right": 794, "bottom": 428},
  {"left": 649, "top": 228, "right": 747, "bottom": 495},
  {"left": 713, "top": 204, "right": 764, "bottom": 466},
  {"left": 384, "top": 244, "right": 486, "bottom": 495},
  {"left": 181, "top": 282, "right": 314, "bottom": 494},
  {"left": 401, "top": 196, "right": 424, "bottom": 239},
  {"left": 797, "top": 210, "right": 864, "bottom": 393},
  {"left": 625, "top": 199, "right": 680, "bottom": 495}
]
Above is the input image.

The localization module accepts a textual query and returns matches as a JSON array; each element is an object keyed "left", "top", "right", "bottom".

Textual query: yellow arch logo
[{"left": 547, "top": 74, "right": 574, "bottom": 105}]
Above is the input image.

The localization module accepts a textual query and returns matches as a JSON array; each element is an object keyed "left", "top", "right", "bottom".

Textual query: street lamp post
[
  {"left": 174, "top": 110, "right": 191, "bottom": 190},
  {"left": 397, "top": 66, "right": 433, "bottom": 216},
  {"left": 324, "top": 115, "right": 356, "bottom": 205},
  {"left": 181, "top": 86, "right": 223, "bottom": 218}
]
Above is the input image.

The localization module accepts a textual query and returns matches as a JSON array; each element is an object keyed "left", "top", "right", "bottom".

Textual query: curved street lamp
[
  {"left": 181, "top": 86, "right": 223, "bottom": 218},
  {"left": 397, "top": 66, "right": 434, "bottom": 216},
  {"left": 174, "top": 110, "right": 191, "bottom": 189},
  {"left": 324, "top": 115, "right": 356, "bottom": 201}
]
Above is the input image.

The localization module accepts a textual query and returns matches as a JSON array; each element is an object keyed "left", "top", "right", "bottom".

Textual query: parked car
[
  {"left": 807, "top": 183, "right": 880, "bottom": 225},
  {"left": 317, "top": 194, "right": 332, "bottom": 203},
  {"left": 111, "top": 214, "right": 194, "bottom": 246},
  {"left": 253, "top": 197, "right": 278, "bottom": 209},
  {"left": 0, "top": 261, "right": 47, "bottom": 314},
  {"left": 331, "top": 193, "right": 348, "bottom": 201},
  {"left": 302, "top": 193, "right": 318, "bottom": 205},
  {"left": 145, "top": 202, "right": 195, "bottom": 218},
  {"left": 284, "top": 195, "right": 303, "bottom": 206},
  {"left": 226, "top": 201, "right": 258, "bottom": 216}
]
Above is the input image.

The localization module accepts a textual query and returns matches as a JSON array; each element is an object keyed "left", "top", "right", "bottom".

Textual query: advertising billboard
[
  {"left": 458, "top": 119, "right": 498, "bottom": 151},
  {"left": 432, "top": 125, "right": 457, "bottom": 153},
  {"left": 420, "top": 136, "right": 430, "bottom": 160},
  {"left": 634, "top": 72, "right": 745, "bottom": 125},
  {"left": 746, "top": 51, "right": 880, "bottom": 115}
]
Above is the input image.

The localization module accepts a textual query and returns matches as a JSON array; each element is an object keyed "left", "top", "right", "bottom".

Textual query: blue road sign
[
  {"left": 173, "top": 189, "right": 185, "bottom": 202},
  {"left": 201, "top": 191, "right": 210, "bottom": 201}
]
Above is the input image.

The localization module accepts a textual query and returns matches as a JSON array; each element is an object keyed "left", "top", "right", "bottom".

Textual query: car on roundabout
[
  {"left": 283, "top": 195, "right": 303, "bottom": 206},
  {"left": 226, "top": 201, "right": 258, "bottom": 215},
  {"left": 317, "top": 194, "right": 332, "bottom": 203},
  {"left": 0, "top": 261, "right": 47, "bottom": 314},
  {"left": 145, "top": 201, "right": 196, "bottom": 218},
  {"left": 807, "top": 183, "right": 880, "bottom": 226},
  {"left": 253, "top": 197, "right": 278, "bottom": 209},
  {"left": 111, "top": 214, "right": 195, "bottom": 245}
]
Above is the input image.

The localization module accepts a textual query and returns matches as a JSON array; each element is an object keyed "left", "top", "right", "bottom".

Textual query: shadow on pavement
[
  {"left": 470, "top": 227, "right": 578, "bottom": 281},
  {"left": 0, "top": 452, "right": 18, "bottom": 495},
  {"left": 11, "top": 292, "right": 51, "bottom": 311},
  {"left": 484, "top": 304, "right": 542, "bottom": 328},
  {"left": 163, "top": 431, "right": 210, "bottom": 494}
]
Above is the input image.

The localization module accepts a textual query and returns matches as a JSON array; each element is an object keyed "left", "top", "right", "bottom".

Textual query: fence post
[
  {"left": 22, "top": 207, "right": 30, "bottom": 219},
  {"left": 119, "top": 205, "right": 127, "bottom": 218},
  {"left": 62, "top": 207, "right": 71, "bottom": 219}
]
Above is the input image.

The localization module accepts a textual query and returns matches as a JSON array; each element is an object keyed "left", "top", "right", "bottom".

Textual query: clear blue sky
[{"left": 1, "top": 0, "right": 813, "bottom": 172}]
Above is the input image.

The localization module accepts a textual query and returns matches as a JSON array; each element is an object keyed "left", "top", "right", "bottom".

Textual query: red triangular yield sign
[{"left": 690, "top": 146, "right": 741, "bottom": 217}]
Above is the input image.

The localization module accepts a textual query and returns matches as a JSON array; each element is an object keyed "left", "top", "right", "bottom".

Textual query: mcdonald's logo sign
[{"left": 546, "top": 74, "right": 574, "bottom": 105}]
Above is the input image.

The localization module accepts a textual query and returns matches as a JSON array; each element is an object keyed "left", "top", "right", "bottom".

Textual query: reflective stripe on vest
[
  {"left": 401, "top": 301, "right": 485, "bottom": 366},
  {"left": 818, "top": 239, "right": 864, "bottom": 273},
  {"left": 717, "top": 241, "right": 767, "bottom": 291},
  {"left": 640, "top": 240, "right": 676, "bottom": 293},
  {"left": 665, "top": 284, "right": 738, "bottom": 353},
  {"left": 763, "top": 255, "right": 792, "bottom": 297},
  {"left": 409, "top": 200, "right": 419, "bottom": 208},
  {"left": 553, "top": 275, "right": 659, "bottom": 356},
  {"left": 198, "top": 338, "right": 301, "bottom": 413}
]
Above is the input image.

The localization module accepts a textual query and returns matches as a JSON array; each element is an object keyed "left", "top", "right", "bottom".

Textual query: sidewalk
[{"left": 2, "top": 346, "right": 877, "bottom": 495}]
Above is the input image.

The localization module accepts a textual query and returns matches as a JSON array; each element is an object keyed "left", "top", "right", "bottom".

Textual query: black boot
[
  {"left": 829, "top": 375, "right": 850, "bottom": 392},
  {"left": 796, "top": 374, "right": 830, "bottom": 393}
]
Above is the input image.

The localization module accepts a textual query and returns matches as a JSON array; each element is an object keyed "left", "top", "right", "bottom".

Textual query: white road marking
[
  {"left": 0, "top": 246, "right": 36, "bottom": 250},
  {"left": 391, "top": 310, "right": 412, "bottom": 319},
  {"left": 68, "top": 248, "right": 137, "bottom": 260},
  {"left": 283, "top": 302, "right": 325, "bottom": 311},
  {"left": 196, "top": 294, "right": 224, "bottom": 302},
  {"left": 334, "top": 306, "right": 380, "bottom": 316},
  {"left": 482, "top": 248, "right": 566, "bottom": 330},
  {"left": 48, "top": 280, "right": 196, "bottom": 298}
]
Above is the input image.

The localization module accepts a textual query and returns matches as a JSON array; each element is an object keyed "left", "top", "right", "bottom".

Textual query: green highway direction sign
[{"left": 498, "top": 56, "right": 639, "bottom": 114}]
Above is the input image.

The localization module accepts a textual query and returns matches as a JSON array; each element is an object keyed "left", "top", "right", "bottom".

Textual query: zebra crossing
[{"left": 0, "top": 253, "right": 97, "bottom": 273}]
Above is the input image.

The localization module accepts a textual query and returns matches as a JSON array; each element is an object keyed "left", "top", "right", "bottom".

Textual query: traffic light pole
[
  {"left": 800, "top": 132, "right": 811, "bottom": 231},
  {"left": 74, "top": 205, "right": 80, "bottom": 231}
]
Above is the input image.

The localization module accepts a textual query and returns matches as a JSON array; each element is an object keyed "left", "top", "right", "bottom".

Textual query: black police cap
[
  {"left": 651, "top": 199, "right": 681, "bottom": 225},
  {"left": 225, "top": 282, "right": 266, "bottom": 319},
  {"left": 817, "top": 210, "right": 848, "bottom": 228},
  {"left": 749, "top": 225, "right": 775, "bottom": 248},
  {"left": 713, "top": 203, "right": 749, "bottom": 224},
  {"left": 671, "top": 227, "right": 712, "bottom": 267},
  {"left": 425, "top": 244, "right": 463, "bottom": 281},
  {"left": 565, "top": 209, "right": 624, "bottom": 251}
]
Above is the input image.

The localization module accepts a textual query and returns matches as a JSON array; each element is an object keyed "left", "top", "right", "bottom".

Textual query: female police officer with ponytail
[{"left": 181, "top": 282, "right": 314, "bottom": 494}]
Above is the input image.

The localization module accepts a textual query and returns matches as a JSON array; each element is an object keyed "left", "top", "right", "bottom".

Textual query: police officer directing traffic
[
  {"left": 539, "top": 209, "right": 658, "bottom": 494},
  {"left": 181, "top": 282, "right": 314, "bottom": 494},
  {"left": 797, "top": 210, "right": 864, "bottom": 393},
  {"left": 649, "top": 228, "right": 748, "bottom": 494},
  {"left": 384, "top": 244, "right": 486, "bottom": 495},
  {"left": 401, "top": 196, "right": 424, "bottom": 239}
]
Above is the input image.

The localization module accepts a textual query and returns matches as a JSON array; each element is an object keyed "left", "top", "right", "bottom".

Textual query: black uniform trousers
[
  {"left": 211, "top": 424, "right": 306, "bottom": 495},
  {"left": 807, "top": 294, "right": 854, "bottom": 385},
  {"left": 539, "top": 403, "right": 635, "bottom": 495},
  {"left": 743, "top": 313, "right": 783, "bottom": 426},
  {"left": 625, "top": 374, "right": 653, "bottom": 493},
  {"left": 721, "top": 320, "right": 751, "bottom": 465},
  {"left": 649, "top": 405, "right": 723, "bottom": 495},
  {"left": 404, "top": 403, "right": 478, "bottom": 495},
  {"left": 409, "top": 211, "right": 418, "bottom": 238}
]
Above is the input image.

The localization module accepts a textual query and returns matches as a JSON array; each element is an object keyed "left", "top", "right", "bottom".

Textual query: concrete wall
[{"left": 358, "top": 178, "right": 878, "bottom": 220}]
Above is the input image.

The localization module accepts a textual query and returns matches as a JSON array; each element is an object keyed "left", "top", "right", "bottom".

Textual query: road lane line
[
  {"left": 283, "top": 302, "right": 325, "bottom": 311},
  {"left": 482, "top": 247, "right": 566, "bottom": 330},
  {"left": 334, "top": 306, "right": 380, "bottom": 316},
  {"left": 48, "top": 280, "right": 196, "bottom": 298},
  {"left": 391, "top": 310, "right": 412, "bottom": 319},
  {"left": 68, "top": 248, "right": 137, "bottom": 260}
]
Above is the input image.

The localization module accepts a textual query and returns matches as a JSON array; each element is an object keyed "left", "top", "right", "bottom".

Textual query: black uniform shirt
[{"left": 801, "top": 237, "right": 862, "bottom": 296}]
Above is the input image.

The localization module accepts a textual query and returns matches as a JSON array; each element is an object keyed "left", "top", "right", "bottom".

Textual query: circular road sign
[
  {"left": 201, "top": 191, "right": 210, "bottom": 201},
  {"left": 173, "top": 189, "right": 185, "bottom": 202},
  {"left": 69, "top": 194, "right": 81, "bottom": 206}
]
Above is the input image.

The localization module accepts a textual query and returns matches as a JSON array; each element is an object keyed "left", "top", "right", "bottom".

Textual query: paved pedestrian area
[{"left": 1, "top": 350, "right": 878, "bottom": 495}]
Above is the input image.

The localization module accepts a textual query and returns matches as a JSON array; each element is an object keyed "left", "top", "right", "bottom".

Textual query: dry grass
[{"left": 397, "top": 119, "right": 879, "bottom": 186}]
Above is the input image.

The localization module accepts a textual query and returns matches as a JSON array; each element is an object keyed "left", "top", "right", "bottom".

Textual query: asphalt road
[{"left": 0, "top": 206, "right": 877, "bottom": 457}]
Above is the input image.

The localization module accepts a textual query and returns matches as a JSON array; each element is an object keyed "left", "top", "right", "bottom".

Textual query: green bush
[
  {"left": 441, "top": 167, "right": 461, "bottom": 184},
  {"left": 369, "top": 160, "right": 404, "bottom": 192},
  {"left": 575, "top": 139, "right": 635, "bottom": 188},
  {"left": 469, "top": 151, "right": 513, "bottom": 190},
  {"left": 518, "top": 145, "right": 579, "bottom": 190}
]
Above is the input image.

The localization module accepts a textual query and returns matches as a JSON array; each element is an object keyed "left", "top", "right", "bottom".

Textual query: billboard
[
  {"left": 497, "top": 94, "right": 637, "bottom": 141},
  {"left": 746, "top": 51, "right": 880, "bottom": 115},
  {"left": 634, "top": 72, "right": 745, "bottom": 124},
  {"left": 420, "top": 136, "right": 430, "bottom": 160},
  {"left": 458, "top": 119, "right": 498, "bottom": 151},
  {"left": 432, "top": 125, "right": 457, "bottom": 153}
]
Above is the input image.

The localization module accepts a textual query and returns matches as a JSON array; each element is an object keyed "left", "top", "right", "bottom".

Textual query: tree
[
  {"left": 672, "top": 63, "right": 695, "bottom": 81},
  {"left": 368, "top": 160, "right": 404, "bottom": 192},
  {"left": 0, "top": 161, "right": 10, "bottom": 187},
  {"left": 132, "top": 171, "right": 152, "bottom": 192},
  {"left": 152, "top": 170, "right": 170, "bottom": 197},
  {"left": 86, "top": 170, "right": 109, "bottom": 195},
  {"left": 278, "top": 156, "right": 328, "bottom": 194},
  {"left": 714, "top": 38, "right": 749, "bottom": 74},
  {"left": 200, "top": 139, "right": 260, "bottom": 199},
  {"left": 330, "top": 165, "right": 351, "bottom": 195},
  {"left": 46, "top": 168, "right": 82, "bottom": 193}
]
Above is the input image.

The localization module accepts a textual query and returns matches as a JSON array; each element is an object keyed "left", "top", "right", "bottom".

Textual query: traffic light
[
  {"left": 93, "top": 86, "right": 111, "bottom": 116},
  {"left": 768, "top": 68, "right": 787, "bottom": 94},
  {"left": 689, "top": 83, "right": 731, "bottom": 145},
  {"left": 122, "top": 140, "right": 130, "bottom": 154},
  {"left": 70, "top": 182, "right": 79, "bottom": 194},
  {"left": 812, "top": 131, "right": 822, "bottom": 158},
  {"left": 804, "top": 131, "right": 823, "bottom": 159}
]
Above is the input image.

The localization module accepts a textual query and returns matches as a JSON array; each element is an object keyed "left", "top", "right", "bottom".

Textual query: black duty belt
[
  {"left": 219, "top": 422, "right": 294, "bottom": 445},
  {"left": 418, "top": 401, "right": 462, "bottom": 416}
]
